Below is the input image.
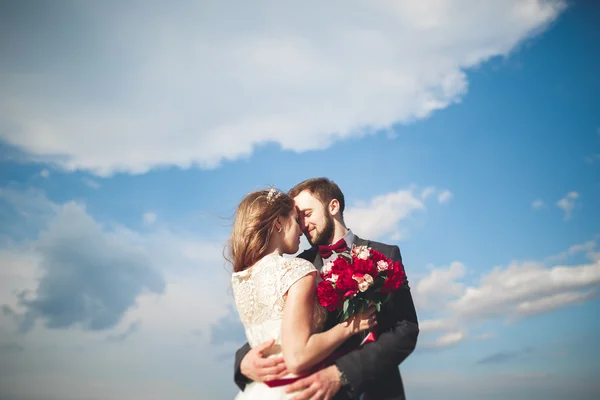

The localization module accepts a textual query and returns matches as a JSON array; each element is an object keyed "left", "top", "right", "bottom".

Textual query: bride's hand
[{"left": 342, "top": 306, "right": 377, "bottom": 336}]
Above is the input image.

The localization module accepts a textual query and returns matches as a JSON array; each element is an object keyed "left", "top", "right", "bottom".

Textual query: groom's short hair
[{"left": 288, "top": 177, "right": 345, "bottom": 215}]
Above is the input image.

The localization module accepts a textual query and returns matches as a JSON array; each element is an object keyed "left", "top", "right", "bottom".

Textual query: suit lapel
[
  {"left": 313, "top": 252, "right": 324, "bottom": 271},
  {"left": 352, "top": 235, "right": 370, "bottom": 248}
]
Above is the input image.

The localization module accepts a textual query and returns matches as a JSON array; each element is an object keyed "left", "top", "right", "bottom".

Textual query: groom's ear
[{"left": 328, "top": 199, "right": 341, "bottom": 216}]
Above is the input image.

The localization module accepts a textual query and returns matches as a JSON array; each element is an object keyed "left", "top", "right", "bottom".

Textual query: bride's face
[{"left": 280, "top": 210, "right": 302, "bottom": 254}]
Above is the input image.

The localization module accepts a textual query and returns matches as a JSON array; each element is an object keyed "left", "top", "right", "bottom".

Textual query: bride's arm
[{"left": 281, "top": 272, "right": 374, "bottom": 374}]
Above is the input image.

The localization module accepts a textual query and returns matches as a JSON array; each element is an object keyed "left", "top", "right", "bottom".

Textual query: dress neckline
[{"left": 231, "top": 253, "right": 282, "bottom": 278}]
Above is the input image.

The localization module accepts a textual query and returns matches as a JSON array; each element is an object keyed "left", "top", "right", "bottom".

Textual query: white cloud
[
  {"left": 515, "top": 290, "right": 597, "bottom": 318},
  {"left": 0, "top": 188, "right": 230, "bottom": 334},
  {"left": 545, "top": 240, "right": 597, "bottom": 264},
  {"left": 39, "top": 169, "right": 50, "bottom": 178},
  {"left": 414, "top": 261, "right": 465, "bottom": 310},
  {"left": 556, "top": 191, "right": 579, "bottom": 220},
  {"left": 143, "top": 212, "right": 158, "bottom": 225},
  {"left": 451, "top": 259, "right": 600, "bottom": 319},
  {"left": 532, "top": 199, "right": 545, "bottom": 209},
  {"left": 345, "top": 185, "right": 453, "bottom": 240},
  {"left": 82, "top": 177, "right": 101, "bottom": 189},
  {"left": 473, "top": 332, "right": 494, "bottom": 340},
  {"left": 0, "top": 0, "right": 566, "bottom": 175},
  {"left": 0, "top": 247, "right": 41, "bottom": 325},
  {"left": 422, "top": 331, "right": 466, "bottom": 349},
  {"left": 420, "top": 187, "right": 436, "bottom": 200},
  {"left": 418, "top": 318, "right": 455, "bottom": 334},
  {"left": 7, "top": 201, "right": 166, "bottom": 333},
  {"left": 437, "top": 190, "right": 453, "bottom": 204},
  {"left": 411, "top": 239, "right": 600, "bottom": 349},
  {"left": 0, "top": 187, "right": 237, "bottom": 399},
  {"left": 345, "top": 188, "right": 425, "bottom": 240}
]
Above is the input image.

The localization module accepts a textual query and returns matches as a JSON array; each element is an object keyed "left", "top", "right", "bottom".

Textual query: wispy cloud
[
  {"left": 545, "top": 240, "right": 597, "bottom": 264},
  {"left": 532, "top": 199, "right": 545, "bottom": 209},
  {"left": 418, "top": 318, "right": 456, "bottom": 334},
  {"left": 82, "top": 177, "right": 101, "bottom": 189},
  {"left": 421, "top": 331, "right": 466, "bottom": 349},
  {"left": 106, "top": 321, "right": 141, "bottom": 342},
  {"left": 437, "top": 190, "right": 453, "bottom": 204},
  {"left": 143, "top": 212, "right": 157, "bottom": 225},
  {"left": 515, "top": 290, "right": 597, "bottom": 317},
  {"left": 556, "top": 191, "right": 579, "bottom": 220},
  {"left": 473, "top": 332, "right": 495, "bottom": 340},
  {"left": 477, "top": 346, "right": 535, "bottom": 365},
  {"left": 209, "top": 305, "right": 246, "bottom": 346}
]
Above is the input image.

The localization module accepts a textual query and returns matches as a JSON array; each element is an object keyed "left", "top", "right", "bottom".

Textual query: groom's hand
[
  {"left": 286, "top": 365, "right": 341, "bottom": 400},
  {"left": 240, "top": 339, "right": 288, "bottom": 383}
]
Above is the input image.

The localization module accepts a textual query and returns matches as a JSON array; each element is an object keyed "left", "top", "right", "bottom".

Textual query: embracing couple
[{"left": 228, "top": 178, "right": 419, "bottom": 400}]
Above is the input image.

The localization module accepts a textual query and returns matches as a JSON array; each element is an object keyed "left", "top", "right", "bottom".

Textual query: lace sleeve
[{"left": 278, "top": 258, "right": 317, "bottom": 298}]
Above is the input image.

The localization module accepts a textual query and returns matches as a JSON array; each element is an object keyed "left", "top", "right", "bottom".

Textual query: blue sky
[{"left": 1, "top": 1, "right": 599, "bottom": 399}]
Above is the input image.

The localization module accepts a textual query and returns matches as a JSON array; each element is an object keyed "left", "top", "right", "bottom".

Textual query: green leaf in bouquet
[
  {"left": 348, "top": 300, "right": 355, "bottom": 317},
  {"left": 360, "top": 297, "right": 369, "bottom": 314}
]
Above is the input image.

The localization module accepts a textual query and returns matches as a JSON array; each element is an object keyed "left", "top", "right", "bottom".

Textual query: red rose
[
  {"left": 381, "top": 261, "right": 407, "bottom": 293},
  {"left": 381, "top": 277, "right": 397, "bottom": 293},
  {"left": 335, "top": 273, "right": 358, "bottom": 293},
  {"left": 331, "top": 257, "right": 351, "bottom": 275},
  {"left": 370, "top": 250, "right": 388, "bottom": 264},
  {"left": 317, "top": 280, "right": 340, "bottom": 311},
  {"left": 392, "top": 261, "right": 406, "bottom": 278},
  {"left": 353, "top": 258, "right": 377, "bottom": 277}
]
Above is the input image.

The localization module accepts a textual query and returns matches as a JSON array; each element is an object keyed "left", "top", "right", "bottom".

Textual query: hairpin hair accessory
[{"left": 266, "top": 187, "right": 282, "bottom": 204}]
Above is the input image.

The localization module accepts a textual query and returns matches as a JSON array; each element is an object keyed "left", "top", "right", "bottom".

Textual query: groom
[{"left": 234, "top": 178, "right": 419, "bottom": 399}]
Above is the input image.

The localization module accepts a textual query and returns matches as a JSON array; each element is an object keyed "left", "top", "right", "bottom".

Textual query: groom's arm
[
  {"left": 334, "top": 245, "right": 419, "bottom": 394},
  {"left": 234, "top": 340, "right": 288, "bottom": 391},
  {"left": 234, "top": 343, "right": 252, "bottom": 390}
]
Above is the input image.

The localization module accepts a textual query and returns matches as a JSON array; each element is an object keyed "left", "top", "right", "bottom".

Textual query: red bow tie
[{"left": 318, "top": 238, "right": 348, "bottom": 259}]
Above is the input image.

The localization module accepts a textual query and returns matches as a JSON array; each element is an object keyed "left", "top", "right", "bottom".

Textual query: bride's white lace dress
[{"left": 232, "top": 254, "right": 328, "bottom": 400}]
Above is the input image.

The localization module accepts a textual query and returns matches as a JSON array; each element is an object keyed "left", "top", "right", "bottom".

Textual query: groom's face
[{"left": 293, "top": 190, "right": 334, "bottom": 246}]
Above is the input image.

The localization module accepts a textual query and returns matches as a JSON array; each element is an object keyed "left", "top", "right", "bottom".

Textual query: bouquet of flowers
[{"left": 316, "top": 245, "right": 407, "bottom": 324}]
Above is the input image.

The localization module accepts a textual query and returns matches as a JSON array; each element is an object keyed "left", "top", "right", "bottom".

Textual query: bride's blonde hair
[{"left": 227, "top": 188, "right": 294, "bottom": 273}]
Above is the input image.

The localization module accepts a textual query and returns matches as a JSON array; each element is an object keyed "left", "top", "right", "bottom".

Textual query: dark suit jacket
[{"left": 234, "top": 236, "right": 419, "bottom": 400}]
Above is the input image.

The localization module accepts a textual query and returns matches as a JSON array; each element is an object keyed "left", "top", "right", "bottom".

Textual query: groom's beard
[{"left": 309, "top": 213, "right": 335, "bottom": 247}]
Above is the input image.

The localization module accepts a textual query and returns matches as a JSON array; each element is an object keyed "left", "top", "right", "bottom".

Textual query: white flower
[
  {"left": 352, "top": 245, "right": 370, "bottom": 260},
  {"left": 322, "top": 261, "right": 334, "bottom": 275},
  {"left": 353, "top": 273, "right": 374, "bottom": 292},
  {"left": 377, "top": 260, "right": 389, "bottom": 272}
]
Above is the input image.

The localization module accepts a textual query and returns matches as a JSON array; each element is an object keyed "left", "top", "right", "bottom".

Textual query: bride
[{"left": 228, "top": 188, "right": 375, "bottom": 399}]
